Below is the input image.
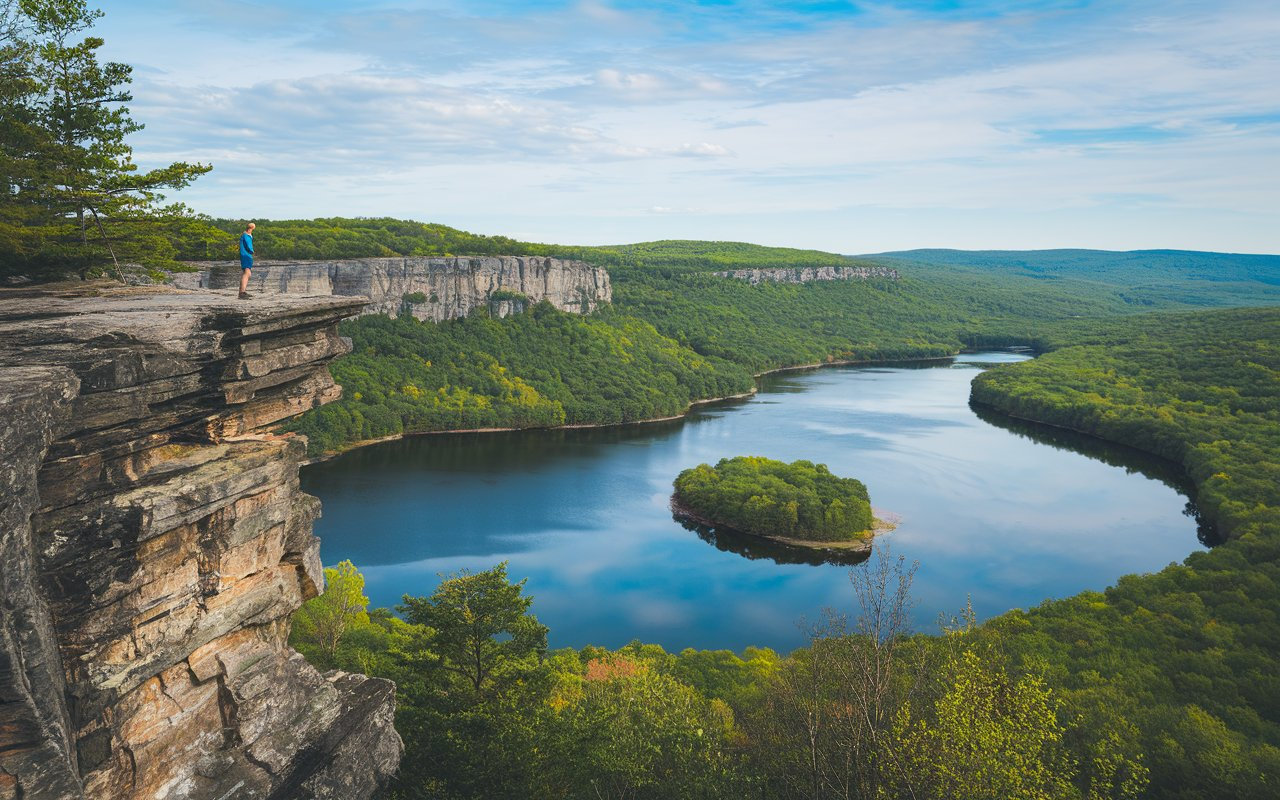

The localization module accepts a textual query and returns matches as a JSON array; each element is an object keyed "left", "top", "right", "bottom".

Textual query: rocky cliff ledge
[
  {"left": 179, "top": 256, "right": 611, "bottom": 322},
  {"left": 0, "top": 284, "right": 401, "bottom": 800},
  {"left": 713, "top": 265, "right": 899, "bottom": 284}
]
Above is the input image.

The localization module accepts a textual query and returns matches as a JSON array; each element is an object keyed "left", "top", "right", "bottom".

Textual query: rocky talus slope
[
  {"left": 178, "top": 256, "right": 611, "bottom": 321},
  {"left": 713, "top": 265, "right": 899, "bottom": 284},
  {"left": 0, "top": 284, "right": 401, "bottom": 800}
]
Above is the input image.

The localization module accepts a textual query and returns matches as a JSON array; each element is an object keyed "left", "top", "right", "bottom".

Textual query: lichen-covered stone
[{"left": 0, "top": 282, "right": 401, "bottom": 800}]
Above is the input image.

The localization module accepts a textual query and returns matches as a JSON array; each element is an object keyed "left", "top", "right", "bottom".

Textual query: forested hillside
[
  {"left": 974, "top": 307, "right": 1280, "bottom": 799},
  {"left": 198, "top": 219, "right": 862, "bottom": 272},
  {"left": 284, "top": 304, "right": 752, "bottom": 455},
  {"left": 973, "top": 308, "right": 1279, "bottom": 539},
  {"left": 611, "top": 265, "right": 1111, "bottom": 370},
  {"left": 286, "top": 271, "right": 1066, "bottom": 456},
  {"left": 274, "top": 221, "right": 1280, "bottom": 456}
]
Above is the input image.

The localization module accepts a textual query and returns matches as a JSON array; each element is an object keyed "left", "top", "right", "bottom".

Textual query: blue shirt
[{"left": 239, "top": 232, "right": 254, "bottom": 267}]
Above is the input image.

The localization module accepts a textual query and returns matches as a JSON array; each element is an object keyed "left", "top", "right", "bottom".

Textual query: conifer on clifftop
[{"left": 0, "top": 0, "right": 214, "bottom": 280}]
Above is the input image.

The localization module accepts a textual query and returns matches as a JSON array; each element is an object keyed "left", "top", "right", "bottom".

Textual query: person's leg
[{"left": 239, "top": 267, "right": 250, "bottom": 295}]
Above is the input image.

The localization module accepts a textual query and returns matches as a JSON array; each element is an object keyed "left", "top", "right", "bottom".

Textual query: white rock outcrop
[{"left": 191, "top": 256, "right": 611, "bottom": 321}]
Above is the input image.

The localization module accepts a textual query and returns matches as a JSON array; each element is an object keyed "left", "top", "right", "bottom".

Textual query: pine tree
[{"left": 0, "top": 0, "right": 214, "bottom": 279}]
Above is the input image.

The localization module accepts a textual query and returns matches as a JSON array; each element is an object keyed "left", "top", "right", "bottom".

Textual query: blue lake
[{"left": 301, "top": 353, "right": 1205, "bottom": 652}]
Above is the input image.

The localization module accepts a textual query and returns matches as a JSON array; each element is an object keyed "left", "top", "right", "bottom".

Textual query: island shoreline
[{"left": 668, "top": 497, "right": 898, "bottom": 554}]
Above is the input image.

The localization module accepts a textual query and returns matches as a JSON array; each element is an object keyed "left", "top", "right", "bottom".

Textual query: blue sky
[{"left": 95, "top": 0, "right": 1279, "bottom": 252}]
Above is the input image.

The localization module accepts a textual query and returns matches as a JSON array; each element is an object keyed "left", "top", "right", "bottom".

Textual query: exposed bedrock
[
  {"left": 189, "top": 255, "right": 612, "bottom": 321},
  {"left": 0, "top": 284, "right": 401, "bottom": 800}
]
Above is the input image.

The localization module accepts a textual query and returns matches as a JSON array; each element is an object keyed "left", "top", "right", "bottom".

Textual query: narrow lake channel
[{"left": 301, "top": 352, "right": 1205, "bottom": 651}]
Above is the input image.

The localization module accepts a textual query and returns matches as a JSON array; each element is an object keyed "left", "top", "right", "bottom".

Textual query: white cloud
[
  {"left": 97, "top": 0, "right": 1280, "bottom": 252},
  {"left": 596, "top": 68, "right": 665, "bottom": 94},
  {"left": 670, "top": 142, "right": 733, "bottom": 158}
]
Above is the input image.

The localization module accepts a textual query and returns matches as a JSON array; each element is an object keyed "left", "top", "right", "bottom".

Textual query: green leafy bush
[{"left": 489, "top": 289, "right": 530, "bottom": 303}]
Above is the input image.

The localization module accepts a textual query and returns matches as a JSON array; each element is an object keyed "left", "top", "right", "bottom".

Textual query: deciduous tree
[
  {"left": 291, "top": 559, "right": 371, "bottom": 664},
  {"left": 398, "top": 561, "right": 548, "bottom": 698},
  {"left": 893, "top": 648, "right": 1076, "bottom": 800}
]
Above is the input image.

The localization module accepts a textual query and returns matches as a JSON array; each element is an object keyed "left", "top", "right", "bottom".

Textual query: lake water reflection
[{"left": 301, "top": 353, "right": 1203, "bottom": 651}]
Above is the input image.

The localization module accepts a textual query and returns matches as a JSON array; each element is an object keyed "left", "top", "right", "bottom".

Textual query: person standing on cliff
[{"left": 238, "top": 222, "right": 256, "bottom": 299}]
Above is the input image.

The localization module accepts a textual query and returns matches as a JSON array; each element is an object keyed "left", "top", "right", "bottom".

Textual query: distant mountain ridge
[
  {"left": 863, "top": 248, "right": 1280, "bottom": 281},
  {"left": 860, "top": 248, "right": 1280, "bottom": 307}
]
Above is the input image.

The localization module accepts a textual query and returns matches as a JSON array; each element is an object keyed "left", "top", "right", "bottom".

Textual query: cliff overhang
[{"left": 0, "top": 283, "right": 402, "bottom": 799}]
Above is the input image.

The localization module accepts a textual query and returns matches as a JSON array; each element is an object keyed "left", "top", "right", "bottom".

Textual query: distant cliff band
[
  {"left": 180, "top": 256, "right": 612, "bottom": 322},
  {"left": 713, "top": 265, "right": 899, "bottom": 284}
]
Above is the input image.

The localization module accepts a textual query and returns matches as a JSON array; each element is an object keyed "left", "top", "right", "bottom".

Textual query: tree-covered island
[{"left": 672, "top": 456, "right": 878, "bottom": 546}]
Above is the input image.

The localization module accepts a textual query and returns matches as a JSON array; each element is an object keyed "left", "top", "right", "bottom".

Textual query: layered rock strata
[
  {"left": 714, "top": 265, "right": 899, "bottom": 284},
  {"left": 186, "top": 256, "right": 611, "bottom": 321},
  {"left": 0, "top": 284, "right": 401, "bottom": 800}
]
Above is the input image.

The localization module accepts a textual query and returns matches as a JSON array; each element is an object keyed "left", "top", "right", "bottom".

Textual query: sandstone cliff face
[
  {"left": 188, "top": 256, "right": 611, "bottom": 321},
  {"left": 713, "top": 265, "right": 899, "bottom": 284},
  {"left": 0, "top": 284, "right": 401, "bottom": 800}
]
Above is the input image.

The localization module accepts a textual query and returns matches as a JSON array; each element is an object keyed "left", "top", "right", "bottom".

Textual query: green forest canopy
[
  {"left": 282, "top": 304, "right": 753, "bottom": 455},
  {"left": 294, "top": 556, "right": 1147, "bottom": 800},
  {"left": 869, "top": 247, "right": 1280, "bottom": 287},
  {"left": 972, "top": 306, "right": 1280, "bottom": 800},
  {"left": 199, "top": 216, "right": 543, "bottom": 262},
  {"left": 673, "top": 456, "right": 874, "bottom": 542}
]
